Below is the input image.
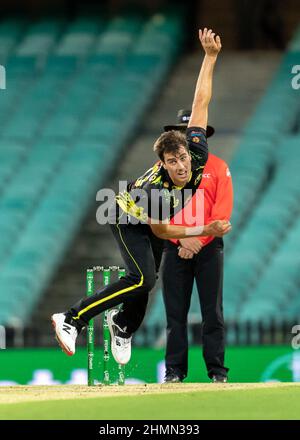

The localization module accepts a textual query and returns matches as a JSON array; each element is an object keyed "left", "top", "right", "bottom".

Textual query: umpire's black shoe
[
  {"left": 164, "top": 369, "right": 184, "bottom": 383},
  {"left": 211, "top": 374, "right": 228, "bottom": 383}
]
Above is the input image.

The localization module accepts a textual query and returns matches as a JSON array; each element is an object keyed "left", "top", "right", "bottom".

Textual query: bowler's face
[{"left": 162, "top": 146, "right": 192, "bottom": 187}]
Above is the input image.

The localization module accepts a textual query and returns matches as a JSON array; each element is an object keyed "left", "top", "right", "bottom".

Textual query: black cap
[{"left": 164, "top": 109, "right": 215, "bottom": 138}]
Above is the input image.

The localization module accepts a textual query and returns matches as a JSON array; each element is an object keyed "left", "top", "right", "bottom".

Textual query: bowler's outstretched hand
[{"left": 199, "top": 28, "right": 222, "bottom": 57}]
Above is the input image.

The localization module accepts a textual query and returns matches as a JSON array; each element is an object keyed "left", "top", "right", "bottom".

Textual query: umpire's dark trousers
[
  {"left": 162, "top": 238, "right": 229, "bottom": 379},
  {"left": 69, "top": 221, "right": 163, "bottom": 333}
]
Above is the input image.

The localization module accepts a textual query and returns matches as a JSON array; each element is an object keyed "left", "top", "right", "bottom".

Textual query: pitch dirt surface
[
  {"left": 1, "top": 383, "right": 300, "bottom": 419},
  {"left": 1, "top": 382, "right": 299, "bottom": 404}
]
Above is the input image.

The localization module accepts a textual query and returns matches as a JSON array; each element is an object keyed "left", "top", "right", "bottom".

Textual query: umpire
[{"left": 162, "top": 110, "right": 233, "bottom": 383}]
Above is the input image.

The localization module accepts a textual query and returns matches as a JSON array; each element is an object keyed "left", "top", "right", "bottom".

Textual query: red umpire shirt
[{"left": 169, "top": 153, "right": 234, "bottom": 246}]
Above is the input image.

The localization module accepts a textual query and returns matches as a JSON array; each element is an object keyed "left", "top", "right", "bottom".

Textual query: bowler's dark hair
[{"left": 153, "top": 130, "right": 188, "bottom": 162}]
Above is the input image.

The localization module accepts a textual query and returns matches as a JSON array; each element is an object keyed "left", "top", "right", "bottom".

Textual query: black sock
[{"left": 65, "top": 312, "right": 84, "bottom": 333}]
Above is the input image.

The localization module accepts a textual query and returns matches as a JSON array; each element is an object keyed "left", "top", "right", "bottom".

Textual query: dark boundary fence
[{"left": 2, "top": 318, "right": 299, "bottom": 347}]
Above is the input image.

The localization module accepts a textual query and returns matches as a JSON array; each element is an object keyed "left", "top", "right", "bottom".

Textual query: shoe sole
[
  {"left": 107, "top": 311, "right": 128, "bottom": 365},
  {"left": 51, "top": 316, "right": 74, "bottom": 356}
]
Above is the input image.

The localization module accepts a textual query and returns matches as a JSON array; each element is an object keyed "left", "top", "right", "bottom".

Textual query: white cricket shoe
[
  {"left": 51, "top": 313, "right": 78, "bottom": 356},
  {"left": 107, "top": 309, "right": 132, "bottom": 365}
]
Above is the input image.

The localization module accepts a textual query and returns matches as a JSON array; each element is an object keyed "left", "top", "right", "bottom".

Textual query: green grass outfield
[{"left": 0, "top": 383, "right": 300, "bottom": 420}]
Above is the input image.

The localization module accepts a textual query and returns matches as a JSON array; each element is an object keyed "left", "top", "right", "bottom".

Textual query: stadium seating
[
  {"left": 15, "top": 18, "right": 64, "bottom": 60},
  {"left": 224, "top": 137, "right": 300, "bottom": 320},
  {"left": 2, "top": 13, "right": 299, "bottom": 339},
  {"left": 146, "top": 23, "right": 300, "bottom": 339},
  {"left": 0, "top": 18, "right": 26, "bottom": 61},
  {"left": 237, "top": 136, "right": 300, "bottom": 323},
  {"left": 223, "top": 25, "right": 300, "bottom": 324},
  {"left": 0, "top": 12, "right": 183, "bottom": 325}
]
